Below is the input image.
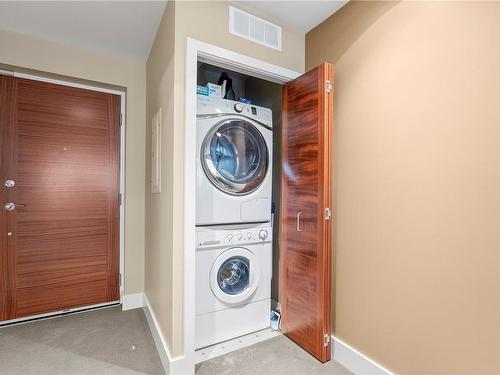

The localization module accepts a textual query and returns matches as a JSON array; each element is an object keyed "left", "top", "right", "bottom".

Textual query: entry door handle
[
  {"left": 296, "top": 212, "right": 303, "bottom": 232},
  {"left": 4, "top": 202, "right": 25, "bottom": 211}
]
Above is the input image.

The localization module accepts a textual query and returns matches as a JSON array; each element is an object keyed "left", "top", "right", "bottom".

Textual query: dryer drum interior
[{"left": 201, "top": 119, "right": 269, "bottom": 195}]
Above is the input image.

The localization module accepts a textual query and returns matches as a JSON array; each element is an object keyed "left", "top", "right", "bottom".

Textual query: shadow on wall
[
  {"left": 307, "top": 1, "right": 399, "bottom": 65},
  {"left": 306, "top": 0, "right": 399, "bottom": 336}
]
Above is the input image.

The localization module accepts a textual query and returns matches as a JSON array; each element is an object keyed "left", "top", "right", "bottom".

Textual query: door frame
[
  {"left": 182, "top": 38, "right": 301, "bottom": 374},
  {"left": 0, "top": 70, "right": 126, "bottom": 325}
]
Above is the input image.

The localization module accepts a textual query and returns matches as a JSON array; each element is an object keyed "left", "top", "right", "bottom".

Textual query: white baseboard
[
  {"left": 143, "top": 295, "right": 191, "bottom": 375},
  {"left": 332, "top": 336, "right": 393, "bottom": 375},
  {"left": 141, "top": 293, "right": 390, "bottom": 375},
  {"left": 122, "top": 293, "right": 145, "bottom": 311},
  {"left": 143, "top": 295, "right": 172, "bottom": 374}
]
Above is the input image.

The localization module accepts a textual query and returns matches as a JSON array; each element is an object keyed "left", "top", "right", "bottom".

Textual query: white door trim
[
  {"left": 181, "top": 37, "right": 301, "bottom": 375},
  {"left": 12, "top": 71, "right": 126, "bottom": 96},
  {"left": 3, "top": 70, "right": 126, "bottom": 320}
]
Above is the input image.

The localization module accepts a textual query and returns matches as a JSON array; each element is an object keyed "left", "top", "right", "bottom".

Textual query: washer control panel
[
  {"left": 196, "top": 226, "right": 272, "bottom": 249},
  {"left": 225, "top": 227, "right": 270, "bottom": 244}
]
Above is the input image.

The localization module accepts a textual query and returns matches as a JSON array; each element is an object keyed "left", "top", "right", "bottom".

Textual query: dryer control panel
[
  {"left": 197, "top": 95, "right": 272, "bottom": 128},
  {"left": 196, "top": 226, "right": 273, "bottom": 249}
]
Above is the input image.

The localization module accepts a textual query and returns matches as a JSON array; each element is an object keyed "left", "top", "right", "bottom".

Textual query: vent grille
[{"left": 229, "top": 6, "right": 282, "bottom": 51}]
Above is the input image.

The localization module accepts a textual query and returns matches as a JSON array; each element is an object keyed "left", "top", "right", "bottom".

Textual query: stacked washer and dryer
[{"left": 195, "top": 95, "right": 274, "bottom": 349}]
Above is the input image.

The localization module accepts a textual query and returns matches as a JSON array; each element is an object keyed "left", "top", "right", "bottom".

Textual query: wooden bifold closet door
[
  {"left": 0, "top": 75, "right": 120, "bottom": 322},
  {"left": 280, "top": 63, "right": 333, "bottom": 362}
]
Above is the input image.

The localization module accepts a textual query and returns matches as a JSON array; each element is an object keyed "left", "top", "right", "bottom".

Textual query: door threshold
[
  {"left": 0, "top": 301, "right": 120, "bottom": 327},
  {"left": 195, "top": 328, "right": 281, "bottom": 364}
]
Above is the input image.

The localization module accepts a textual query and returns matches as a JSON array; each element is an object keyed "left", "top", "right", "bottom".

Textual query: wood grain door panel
[
  {"left": 0, "top": 75, "right": 17, "bottom": 321},
  {"left": 280, "top": 63, "right": 333, "bottom": 362},
  {"left": 0, "top": 77, "right": 120, "bottom": 321}
]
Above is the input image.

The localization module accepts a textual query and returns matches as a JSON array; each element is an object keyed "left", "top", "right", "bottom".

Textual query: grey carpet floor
[
  {"left": 0, "top": 307, "right": 352, "bottom": 375},
  {"left": 196, "top": 335, "right": 352, "bottom": 375},
  {"left": 0, "top": 306, "right": 164, "bottom": 375}
]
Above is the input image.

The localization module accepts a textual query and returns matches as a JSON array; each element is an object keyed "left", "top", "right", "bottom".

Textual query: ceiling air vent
[{"left": 229, "top": 6, "right": 282, "bottom": 51}]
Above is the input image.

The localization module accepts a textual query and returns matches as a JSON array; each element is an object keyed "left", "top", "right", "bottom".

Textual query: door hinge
[
  {"left": 120, "top": 113, "right": 123, "bottom": 126},
  {"left": 326, "top": 80, "right": 333, "bottom": 93},
  {"left": 119, "top": 273, "right": 122, "bottom": 287},
  {"left": 325, "top": 207, "right": 331, "bottom": 220},
  {"left": 119, "top": 193, "right": 123, "bottom": 206},
  {"left": 324, "top": 334, "right": 331, "bottom": 347},
  {"left": 0, "top": 69, "right": 14, "bottom": 77}
]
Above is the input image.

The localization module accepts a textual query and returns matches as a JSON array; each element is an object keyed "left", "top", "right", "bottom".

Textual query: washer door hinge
[{"left": 324, "top": 334, "right": 331, "bottom": 347}]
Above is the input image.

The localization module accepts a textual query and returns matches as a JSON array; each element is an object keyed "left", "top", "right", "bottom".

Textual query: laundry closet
[
  {"left": 195, "top": 62, "right": 283, "bottom": 352},
  {"left": 194, "top": 59, "right": 333, "bottom": 364}
]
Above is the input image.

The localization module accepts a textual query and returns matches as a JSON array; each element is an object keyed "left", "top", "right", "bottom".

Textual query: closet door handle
[{"left": 296, "top": 212, "right": 303, "bottom": 232}]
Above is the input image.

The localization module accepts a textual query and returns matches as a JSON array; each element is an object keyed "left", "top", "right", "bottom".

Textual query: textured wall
[
  {"left": 306, "top": 1, "right": 500, "bottom": 373},
  {"left": 145, "top": 0, "right": 176, "bottom": 357}
]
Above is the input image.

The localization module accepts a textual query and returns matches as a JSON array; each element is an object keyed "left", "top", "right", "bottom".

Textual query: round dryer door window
[
  {"left": 202, "top": 119, "right": 268, "bottom": 195},
  {"left": 210, "top": 247, "right": 261, "bottom": 305}
]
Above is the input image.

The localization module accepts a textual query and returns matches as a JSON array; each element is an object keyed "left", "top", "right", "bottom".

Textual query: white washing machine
[
  {"left": 197, "top": 95, "right": 273, "bottom": 226},
  {"left": 195, "top": 224, "right": 272, "bottom": 349}
]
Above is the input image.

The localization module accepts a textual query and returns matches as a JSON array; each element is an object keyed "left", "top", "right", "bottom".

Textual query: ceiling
[
  {"left": 0, "top": 1, "right": 166, "bottom": 61},
  {"left": 233, "top": 0, "right": 348, "bottom": 33},
  {"left": 0, "top": 1, "right": 347, "bottom": 62}
]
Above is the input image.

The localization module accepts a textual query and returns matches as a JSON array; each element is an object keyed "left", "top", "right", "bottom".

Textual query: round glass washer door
[
  {"left": 210, "top": 247, "right": 260, "bottom": 305},
  {"left": 201, "top": 119, "right": 269, "bottom": 195}
]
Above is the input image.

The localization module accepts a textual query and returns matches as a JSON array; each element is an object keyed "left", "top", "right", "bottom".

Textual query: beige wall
[
  {"left": 145, "top": 0, "right": 177, "bottom": 356},
  {"left": 0, "top": 30, "right": 146, "bottom": 296},
  {"left": 145, "top": 0, "right": 304, "bottom": 357},
  {"left": 306, "top": 1, "right": 500, "bottom": 374}
]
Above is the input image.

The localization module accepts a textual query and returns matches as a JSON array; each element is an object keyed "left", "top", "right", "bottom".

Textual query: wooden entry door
[
  {"left": 280, "top": 63, "right": 333, "bottom": 362},
  {"left": 0, "top": 76, "right": 121, "bottom": 322}
]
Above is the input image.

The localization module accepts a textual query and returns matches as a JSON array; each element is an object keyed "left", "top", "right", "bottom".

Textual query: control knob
[
  {"left": 234, "top": 103, "right": 244, "bottom": 113},
  {"left": 226, "top": 234, "right": 233, "bottom": 242},
  {"left": 258, "top": 230, "right": 268, "bottom": 240}
]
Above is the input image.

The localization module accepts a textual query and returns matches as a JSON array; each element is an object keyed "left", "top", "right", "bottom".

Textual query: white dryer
[
  {"left": 196, "top": 95, "right": 273, "bottom": 226},
  {"left": 195, "top": 224, "right": 272, "bottom": 349}
]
